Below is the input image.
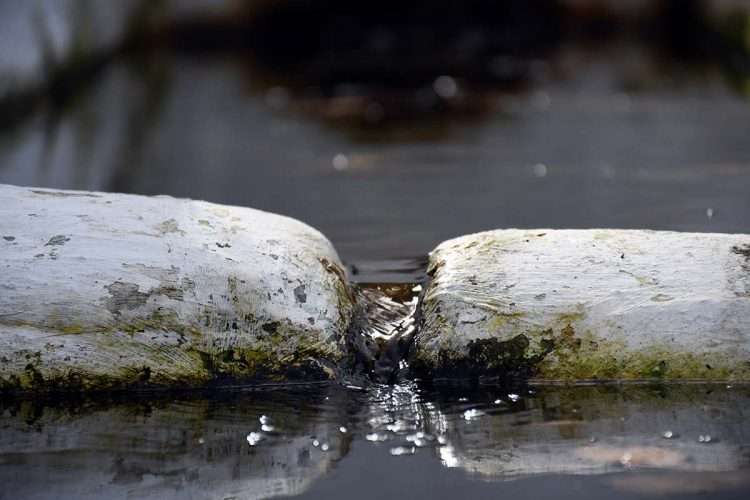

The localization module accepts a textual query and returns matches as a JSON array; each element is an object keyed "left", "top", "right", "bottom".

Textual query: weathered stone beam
[
  {"left": 411, "top": 229, "right": 750, "bottom": 381},
  {"left": 0, "top": 184, "right": 354, "bottom": 391}
]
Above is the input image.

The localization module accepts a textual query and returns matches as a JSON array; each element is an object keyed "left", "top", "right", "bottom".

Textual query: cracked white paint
[{"left": 0, "top": 184, "right": 353, "bottom": 389}]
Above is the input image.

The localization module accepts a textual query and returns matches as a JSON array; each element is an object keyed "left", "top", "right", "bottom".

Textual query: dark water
[
  {"left": 1, "top": 383, "right": 749, "bottom": 499},
  {"left": 1, "top": 41, "right": 749, "bottom": 262}
]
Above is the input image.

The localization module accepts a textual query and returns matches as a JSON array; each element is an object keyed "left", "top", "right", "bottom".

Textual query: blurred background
[{"left": 1, "top": 0, "right": 749, "bottom": 273}]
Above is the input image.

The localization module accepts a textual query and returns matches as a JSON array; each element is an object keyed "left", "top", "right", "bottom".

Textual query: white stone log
[
  {"left": 0, "top": 184, "right": 354, "bottom": 391},
  {"left": 411, "top": 229, "right": 750, "bottom": 381}
]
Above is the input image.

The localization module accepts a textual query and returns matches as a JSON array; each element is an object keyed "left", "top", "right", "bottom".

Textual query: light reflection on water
[{"left": 1, "top": 383, "right": 749, "bottom": 499}]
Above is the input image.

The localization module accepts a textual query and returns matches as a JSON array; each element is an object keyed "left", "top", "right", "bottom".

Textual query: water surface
[{"left": 1, "top": 383, "right": 749, "bottom": 499}]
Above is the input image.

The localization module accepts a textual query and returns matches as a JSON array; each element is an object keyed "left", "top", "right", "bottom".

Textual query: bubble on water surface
[
  {"left": 698, "top": 434, "right": 712, "bottom": 443},
  {"left": 366, "top": 432, "right": 389, "bottom": 442},
  {"left": 433, "top": 76, "right": 458, "bottom": 99},
  {"left": 532, "top": 164, "right": 547, "bottom": 178},
  {"left": 332, "top": 154, "right": 349, "bottom": 171},
  {"left": 463, "top": 409, "right": 485, "bottom": 421},
  {"left": 246, "top": 432, "right": 262, "bottom": 446},
  {"left": 390, "top": 446, "right": 416, "bottom": 456}
]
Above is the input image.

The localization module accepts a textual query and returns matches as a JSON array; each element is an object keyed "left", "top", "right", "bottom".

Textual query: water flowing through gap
[{"left": 346, "top": 256, "right": 428, "bottom": 384}]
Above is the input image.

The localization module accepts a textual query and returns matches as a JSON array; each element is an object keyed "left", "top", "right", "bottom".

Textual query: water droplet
[
  {"left": 261, "top": 424, "right": 275, "bottom": 432},
  {"left": 437, "top": 435, "right": 448, "bottom": 445},
  {"left": 706, "top": 208, "right": 714, "bottom": 219},
  {"left": 366, "top": 432, "right": 389, "bottom": 442},
  {"left": 339, "top": 426, "right": 348, "bottom": 433},
  {"left": 507, "top": 393, "right": 521, "bottom": 402},
  {"left": 620, "top": 416, "right": 627, "bottom": 422},
  {"left": 332, "top": 154, "right": 349, "bottom": 171},
  {"left": 494, "top": 399, "right": 504, "bottom": 405},
  {"left": 246, "top": 432, "right": 262, "bottom": 446},
  {"left": 386, "top": 420, "right": 414, "bottom": 433},
  {"left": 312, "top": 439, "right": 320, "bottom": 447},
  {"left": 433, "top": 76, "right": 458, "bottom": 99},
  {"left": 532, "top": 164, "right": 547, "bottom": 178},
  {"left": 662, "top": 430, "right": 673, "bottom": 439},
  {"left": 620, "top": 452, "right": 632, "bottom": 465},
  {"left": 698, "top": 434, "right": 712, "bottom": 443},
  {"left": 198, "top": 437, "right": 205, "bottom": 444},
  {"left": 463, "top": 409, "right": 485, "bottom": 421},
  {"left": 321, "top": 443, "right": 330, "bottom": 451},
  {"left": 458, "top": 397, "right": 468, "bottom": 402},
  {"left": 390, "top": 446, "right": 416, "bottom": 456},
  {"left": 589, "top": 435, "right": 597, "bottom": 443}
]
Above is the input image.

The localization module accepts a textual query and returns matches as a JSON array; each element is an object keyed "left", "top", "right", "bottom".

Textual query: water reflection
[
  {"left": 2, "top": 383, "right": 748, "bottom": 498},
  {"left": 0, "top": 386, "right": 353, "bottom": 499}
]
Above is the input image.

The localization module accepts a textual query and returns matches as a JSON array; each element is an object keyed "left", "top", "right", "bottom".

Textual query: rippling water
[{"left": 1, "top": 383, "right": 749, "bottom": 499}]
